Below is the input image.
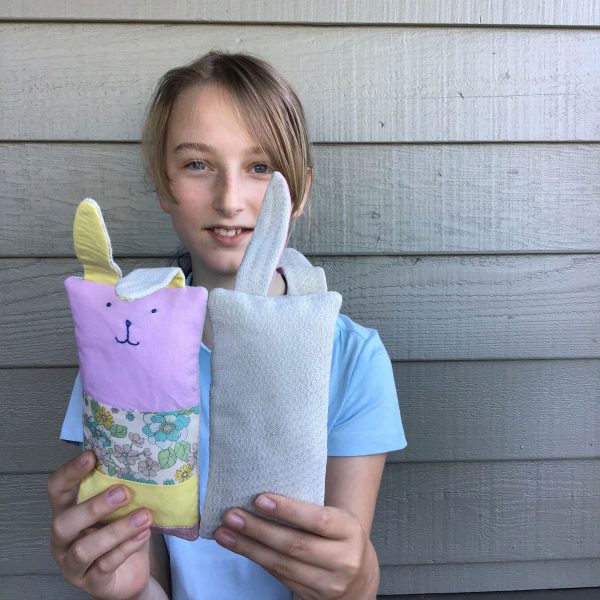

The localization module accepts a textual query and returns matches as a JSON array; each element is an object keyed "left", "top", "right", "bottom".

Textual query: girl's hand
[
  {"left": 47, "top": 450, "right": 157, "bottom": 600},
  {"left": 214, "top": 494, "right": 380, "bottom": 600}
]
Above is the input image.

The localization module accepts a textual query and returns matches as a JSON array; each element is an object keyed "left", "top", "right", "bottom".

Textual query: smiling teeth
[{"left": 213, "top": 228, "right": 242, "bottom": 237}]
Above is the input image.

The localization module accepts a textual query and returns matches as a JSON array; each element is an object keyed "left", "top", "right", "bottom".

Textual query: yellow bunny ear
[
  {"left": 73, "top": 198, "right": 122, "bottom": 285},
  {"left": 167, "top": 270, "right": 186, "bottom": 288}
]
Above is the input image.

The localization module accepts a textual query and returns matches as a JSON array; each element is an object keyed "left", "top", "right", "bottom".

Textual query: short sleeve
[
  {"left": 60, "top": 372, "right": 84, "bottom": 443},
  {"left": 327, "top": 318, "right": 407, "bottom": 456}
]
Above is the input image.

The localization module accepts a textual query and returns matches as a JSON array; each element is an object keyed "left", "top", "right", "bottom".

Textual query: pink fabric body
[{"left": 65, "top": 277, "right": 207, "bottom": 412}]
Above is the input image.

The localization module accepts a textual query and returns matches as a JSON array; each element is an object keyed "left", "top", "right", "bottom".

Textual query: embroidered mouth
[
  {"left": 115, "top": 335, "right": 140, "bottom": 346},
  {"left": 115, "top": 319, "right": 140, "bottom": 346}
]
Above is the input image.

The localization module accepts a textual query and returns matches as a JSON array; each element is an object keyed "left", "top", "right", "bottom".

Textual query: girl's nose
[{"left": 213, "top": 173, "right": 243, "bottom": 217}]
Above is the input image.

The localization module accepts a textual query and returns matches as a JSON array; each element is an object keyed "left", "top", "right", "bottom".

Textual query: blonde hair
[{"left": 142, "top": 51, "right": 312, "bottom": 214}]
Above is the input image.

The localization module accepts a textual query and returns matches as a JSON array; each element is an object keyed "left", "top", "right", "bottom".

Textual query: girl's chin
[{"left": 192, "top": 257, "right": 244, "bottom": 280}]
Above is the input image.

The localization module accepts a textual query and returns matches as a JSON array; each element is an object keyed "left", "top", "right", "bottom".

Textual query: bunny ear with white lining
[{"left": 73, "top": 198, "right": 122, "bottom": 285}]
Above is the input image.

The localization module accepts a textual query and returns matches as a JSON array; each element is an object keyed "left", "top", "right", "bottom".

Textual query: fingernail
[
  {"left": 225, "top": 513, "right": 245, "bottom": 530},
  {"left": 107, "top": 486, "right": 127, "bottom": 505},
  {"left": 216, "top": 530, "right": 236, "bottom": 548},
  {"left": 76, "top": 452, "right": 89, "bottom": 468},
  {"left": 130, "top": 510, "right": 149, "bottom": 527},
  {"left": 256, "top": 495, "right": 276, "bottom": 512}
]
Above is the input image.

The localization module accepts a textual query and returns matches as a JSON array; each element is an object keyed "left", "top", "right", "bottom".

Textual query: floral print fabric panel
[{"left": 83, "top": 392, "right": 199, "bottom": 485}]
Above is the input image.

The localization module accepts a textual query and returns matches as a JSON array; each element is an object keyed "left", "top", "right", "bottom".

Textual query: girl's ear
[
  {"left": 73, "top": 198, "right": 122, "bottom": 285},
  {"left": 158, "top": 193, "right": 173, "bottom": 215},
  {"left": 292, "top": 168, "right": 312, "bottom": 219}
]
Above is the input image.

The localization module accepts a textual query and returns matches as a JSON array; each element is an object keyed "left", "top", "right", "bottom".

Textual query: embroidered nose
[{"left": 115, "top": 319, "right": 139, "bottom": 346}]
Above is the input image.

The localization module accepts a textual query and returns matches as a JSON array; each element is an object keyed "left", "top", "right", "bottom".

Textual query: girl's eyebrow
[
  {"left": 173, "top": 142, "right": 215, "bottom": 154},
  {"left": 173, "top": 142, "right": 265, "bottom": 156}
]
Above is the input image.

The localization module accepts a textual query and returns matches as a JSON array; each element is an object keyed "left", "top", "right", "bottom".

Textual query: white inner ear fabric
[{"left": 116, "top": 267, "right": 184, "bottom": 300}]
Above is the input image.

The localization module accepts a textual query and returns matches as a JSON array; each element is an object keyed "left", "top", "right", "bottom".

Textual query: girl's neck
[{"left": 190, "top": 265, "right": 236, "bottom": 295}]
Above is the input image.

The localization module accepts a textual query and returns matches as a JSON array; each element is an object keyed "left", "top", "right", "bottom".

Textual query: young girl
[{"left": 48, "top": 51, "right": 406, "bottom": 600}]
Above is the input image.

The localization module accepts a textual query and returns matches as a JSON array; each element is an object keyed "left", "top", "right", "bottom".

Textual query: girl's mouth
[{"left": 207, "top": 227, "right": 252, "bottom": 246}]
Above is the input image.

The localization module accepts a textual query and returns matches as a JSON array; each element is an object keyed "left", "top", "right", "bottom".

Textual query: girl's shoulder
[
  {"left": 332, "top": 313, "right": 389, "bottom": 367},
  {"left": 329, "top": 313, "right": 395, "bottom": 402}
]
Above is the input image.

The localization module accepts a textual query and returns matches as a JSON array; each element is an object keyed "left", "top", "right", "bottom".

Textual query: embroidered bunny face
[{"left": 64, "top": 199, "right": 207, "bottom": 412}]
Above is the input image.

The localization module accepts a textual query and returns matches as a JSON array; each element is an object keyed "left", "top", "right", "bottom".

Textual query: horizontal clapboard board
[
  {"left": 2, "top": 143, "right": 600, "bottom": 255},
  {"left": 2, "top": 0, "right": 600, "bottom": 26},
  {"left": 379, "top": 559, "right": 600, "bottom": 595},
  {"left": 2, "top": 25, "right": 599, "bottom": 142},
  {"left": 2, "top": 255, "right": 598, "bottom": 366}
]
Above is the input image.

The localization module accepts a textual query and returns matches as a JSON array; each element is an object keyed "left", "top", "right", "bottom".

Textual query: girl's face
[{"left": 162, "top": 84, "right": 276, "bottom": 287}]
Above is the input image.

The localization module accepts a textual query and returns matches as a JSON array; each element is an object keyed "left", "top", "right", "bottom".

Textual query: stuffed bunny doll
[
  {"left": 200, "top": 172, "right": 342, "bottom": 537},
  {"left": 64, "top": 199, "right": 207, "bottom": 540}
]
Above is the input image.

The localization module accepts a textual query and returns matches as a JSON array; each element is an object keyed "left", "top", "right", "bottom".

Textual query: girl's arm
[
  {"left": 138, "top": 533, "right": 171, "bottom": 600},
  {"left": 324, "top": 453, "right": 387, "bottom": 590},
  {"left": 214, "top": 453, "right": 387, "bottom": 600},
  {"left": 325, "top": 454, "right": 386, "bottom": 534}
]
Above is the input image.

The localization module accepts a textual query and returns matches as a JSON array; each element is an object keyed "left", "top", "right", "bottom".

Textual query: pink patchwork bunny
[{"left": 64, "top": 198, "right": 207, "bottom": 540}]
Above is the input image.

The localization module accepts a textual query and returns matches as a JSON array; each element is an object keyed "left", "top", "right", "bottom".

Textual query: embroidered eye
[
  {"left": 106, "top": 302, "right": 112, "bottom": 307},
  {"left": 151, "top": 308, "right": 157, "bottom": 314}
]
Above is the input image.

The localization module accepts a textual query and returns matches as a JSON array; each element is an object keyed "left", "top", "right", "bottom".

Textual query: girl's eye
[
  {"left": 186, "top": 160, "right": 207, "bottom": 171},
  {"left": 252, "top": 163, "right": 272, "bottom": 175}
]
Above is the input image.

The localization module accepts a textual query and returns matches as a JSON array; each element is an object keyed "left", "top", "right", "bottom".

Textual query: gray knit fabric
[
  {"left": 278, "top": 247, "right": 329, "bottom": 296},
  {"left": 200, "top": 173, "right": 342, "bottom": 538},
  {"left": 234, "top": 172, "right": 291, "bottom": 297}
]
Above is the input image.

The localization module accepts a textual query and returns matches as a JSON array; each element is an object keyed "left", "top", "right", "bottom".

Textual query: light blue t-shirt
[{"left": 60, "top": 313, "right": 406, "bottom": 600}]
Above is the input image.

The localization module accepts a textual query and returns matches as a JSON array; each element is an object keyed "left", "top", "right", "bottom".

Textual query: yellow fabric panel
[
  {"left": 73, "top": 199, "right": 121, "bottom": 285},
  {"left": 167, "top": 270, "right": 186, "bottom": 289},
  {"left": 78, "top": 468, "right": 199, "bottom": 527}
]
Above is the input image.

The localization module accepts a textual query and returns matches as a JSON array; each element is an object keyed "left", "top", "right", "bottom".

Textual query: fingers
[
  {"left": 85, "top": 532, "right": 151, "bottom": 593},
  {"left": 217, "top": 506, "right": 368, "bottom": 600},
  {"left": 62, "top": 509, "right": 152, "bottom": 576},
  {"left": 264, "top": 573, "right": 314, "bottom": 600},
  {"left": 215, "top": 525, "right": 330, "bottom": 589},
  {"left": 46, "top": 451, "right": 96, "bottom": 515},
  {"left": 51, "top": 484, "right": 132, "bottom": 550},
  {"left": 47, "top": 452, "right": 154, "bottom": 598},
  {"left": 254, "top": 494, "right": 355, "bottom": 540},
  {"left": 218, "top": 507, "right": 353, "bottom": 571},
  {"left": 93, "top": 527, "right": 151, "bottom": 575},
  {"left": 224, "top": 510, "right": 326, "bottom": 567}
]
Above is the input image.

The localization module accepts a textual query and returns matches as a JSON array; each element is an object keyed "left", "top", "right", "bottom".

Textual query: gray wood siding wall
[{"left": 1, "top": 2, "right": 598, "bottom": 597}]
